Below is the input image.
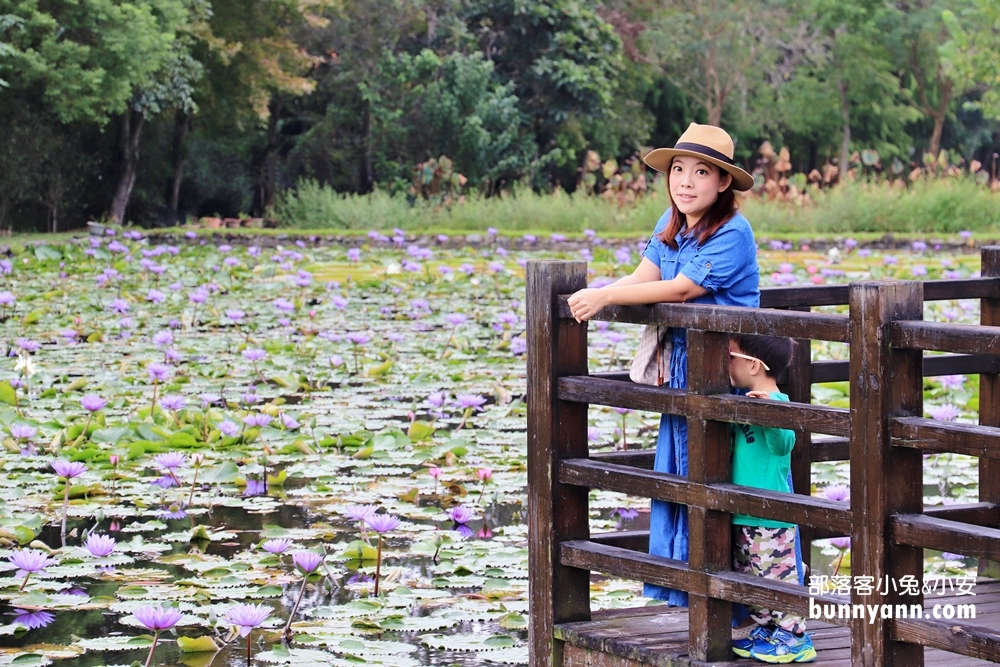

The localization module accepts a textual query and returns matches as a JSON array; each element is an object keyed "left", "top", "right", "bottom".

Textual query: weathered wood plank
[
  {"left": 891, "top": 514, "right": 1000, "bottom": 562},
  {"left": 892, "top": 416, "right": 1000, "bottom": 458},
  {"left": 980, "top": 247, "right": 1000, "bottom": 580},
  {"left": 891, "top": 320, "right": 1000, "bottom": 357},
  {"left": 557, "top": 376, "right": 851, "bottom": 437},
  {"left": 812, "top": 353, "right": 1000, "bottom": 383},
  {"left": 849, "top": 280, "right": 925, "bottom": 667},
  {"left": 756, "top": 278, "right": 1000, "bottom": 309},
  {"left": 893, "top": 617, "right": 1000, "bottom": 663},
  {"left": 559, "top": 540, "right": 844, "bottom": 625},
  {"left": 588, "top": 434, "right": 849, "bottom": 468},
  {"left": 556, "top": 298, "right": 851, "bottom": 342},
  {"left": 684, "top": 330, "right": 732, "bottom": 662},
  {"left": 527, "top": 261, "right": 592, "bottom": 667},
  {"left": 559, "top": 458, "right": 852, "bottom": 532}
]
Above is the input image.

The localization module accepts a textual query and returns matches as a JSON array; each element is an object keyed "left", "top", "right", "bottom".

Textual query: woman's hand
[{"left": 568, "top": 288, "right": 609, "bottom": 323}]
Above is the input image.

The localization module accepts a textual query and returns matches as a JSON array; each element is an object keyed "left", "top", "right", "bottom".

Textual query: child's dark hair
[{"left": 731, "top": 334, "right": 793, "bottom": 379}]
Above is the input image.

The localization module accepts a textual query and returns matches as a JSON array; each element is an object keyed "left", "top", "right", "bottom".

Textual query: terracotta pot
[{"left": 202, "top": 217, "right": 222, "bottom": 229}]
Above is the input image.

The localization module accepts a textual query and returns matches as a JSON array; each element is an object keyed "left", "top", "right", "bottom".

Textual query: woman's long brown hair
[{"left": 656, "top": 162, "right": 739, "bottom": 249}]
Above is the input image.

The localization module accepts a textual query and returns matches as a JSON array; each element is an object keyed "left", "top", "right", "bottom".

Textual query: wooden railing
[{"left": 526, "top": 247, "right": 1000, "bottom": 667}]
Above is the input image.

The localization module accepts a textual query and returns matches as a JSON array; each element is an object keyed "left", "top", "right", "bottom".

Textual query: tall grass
[{"left": 271, "top": 177, "right": 1000, "bottom": 237}]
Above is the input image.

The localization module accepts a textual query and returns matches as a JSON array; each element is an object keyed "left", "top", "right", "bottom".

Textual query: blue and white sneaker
[
  {"left": 732, "top": 624, "right": 773, "bottom": 659},
  {"left": 750, "top": 627, "right": 817, "bottom": 663}
]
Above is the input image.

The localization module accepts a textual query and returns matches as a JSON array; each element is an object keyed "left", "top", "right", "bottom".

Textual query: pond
[{"left": 0, "top": 231, "right": 984, "bottom": 665}]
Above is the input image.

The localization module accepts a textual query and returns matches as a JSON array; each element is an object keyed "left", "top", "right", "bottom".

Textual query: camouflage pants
[{"left": 732, "top": 525, "right": 807, "bottom": 634}]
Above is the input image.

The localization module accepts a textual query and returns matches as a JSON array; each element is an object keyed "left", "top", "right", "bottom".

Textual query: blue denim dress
[{"left": 640, "top": 209, "right": 760, "bottom": 605}]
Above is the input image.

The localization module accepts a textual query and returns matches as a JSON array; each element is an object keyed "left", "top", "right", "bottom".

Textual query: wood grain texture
[
  {"left": 527, "top": 261, "right": 592, "bottom": 667},
  {"left": 980, "top": 247, "right": 1000, "bottom": 579},
  {"left": 556, "top": 298, "right": 851, "bottom": 342},
  {"left": 558, "top": 458, "right": 852, "bottom": 533},
  {"left": 849, "top": 280, "right": 925, "bottom": 667}
]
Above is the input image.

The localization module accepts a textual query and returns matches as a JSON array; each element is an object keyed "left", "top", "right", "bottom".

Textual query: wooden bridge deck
[{"left": 555, "top": 581, "right": 1000, "bottom": 667}]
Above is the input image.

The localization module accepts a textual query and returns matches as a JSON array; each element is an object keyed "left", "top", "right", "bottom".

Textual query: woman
[{"left": 568, "top": 123, "right": 760, "bottom": 605}]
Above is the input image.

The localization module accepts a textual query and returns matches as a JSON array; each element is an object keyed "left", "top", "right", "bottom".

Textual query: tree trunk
[
  {"left": 838, "top": 78, "right": 850, "bottom": 181},
  {"left": 167, "top": 111, "right": 192, "bottom": 225},
  {"left": 109, "top": 108, "right": 146, "bottom": 224},
  {"left": 927, "top": 80, "right": 953, "bottom": 159},
  {"left": 359, "top": 99, "right": 374, "bottom": 194},
  {"left": 250, "top": 98, "right": 284, "bottom": 217}
]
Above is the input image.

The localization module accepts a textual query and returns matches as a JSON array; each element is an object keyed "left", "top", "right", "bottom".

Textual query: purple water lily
[
  {"left": 146, "top": 362, "right": 172, "bottom": 383},
  {"left": 83, "top": 533, "right": 116, "bottom": 557},
  {"left": 261, "top": 538, "right": 292, "bottom": 554},
  {"left": 10, "top": 424, "right": 36, "bottom": 440},
  {"left": 224, "top": 601, "right": 273, "bottom": 640},
  {"left": 133, "top": 604, "right": 183, "bottom": 667},
  {"left": 364, "top": 513, "right": 401, "bottom": 596},
  {"left": 219, "top": 420, "right": 239, "bottom": 437},
  {"left": 9, "top": 549, "right": 57, "bottom": 591},
  {"left": 81, "top": 395, "right": 107, "bottom": 412},
  {"left": 11, "top": 609, "right": 55, "bottom": 629},
  {"left": 448, "top": 505, "right": 474, "bottom": 525},
  {"left": 292, "top": 551, "right": 324, "bottom": 575},
  {"left": 153, "top": 452, "right": 186, "bottom": 470},
  {"left": 52, "top": 459, "right": 87, "bottom": 479}
]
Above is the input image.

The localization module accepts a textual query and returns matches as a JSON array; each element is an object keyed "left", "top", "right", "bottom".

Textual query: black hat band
[{"left": 673, "top": 142, "right": 737, "bottom": 166}]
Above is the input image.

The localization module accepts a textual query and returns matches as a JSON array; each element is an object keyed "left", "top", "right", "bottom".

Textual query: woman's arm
[{"left": 567, "top": 257, "right": 707, "bottom": 322}]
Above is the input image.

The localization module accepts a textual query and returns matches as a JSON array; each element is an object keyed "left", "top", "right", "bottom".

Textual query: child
[{"left": 727, "top": 333, "right": 816, "bottom": 664}]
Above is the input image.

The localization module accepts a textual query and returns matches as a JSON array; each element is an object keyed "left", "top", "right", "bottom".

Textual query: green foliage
[
  {"left": 362, "top": 49, "right": 536, "bottom": 191},
  {"left": 942, "top": 0, "right": 1000, "bottom": 121},
  {"left": 272, "top": 177, "right": 1000, "bottom": 236},
  {"left": 0, "top": 0, "right": 190, "bottom": 124},
  {"left": 744, "top": 178, "right": 1000, "bottom": 234}
]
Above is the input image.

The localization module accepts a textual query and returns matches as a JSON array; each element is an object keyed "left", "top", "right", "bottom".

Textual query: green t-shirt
[{"left": 731, "top": 391, "right": 796, "bottom": 528}]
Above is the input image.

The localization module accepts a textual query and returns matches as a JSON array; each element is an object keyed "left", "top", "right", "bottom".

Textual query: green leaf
[
  {"left": 33, "top": 245, "right": 63, "bottom": 261},
  {"left": 91, "top": 427, "right": 131, "bottom": 444},
  {"left": 21, "top": 309, "right": 44, "bottom": 325},
  {"left": 208, "top": 460, "right": 239, "bottom": 483},
  {"left": 338, "top": 540, "right": 378, "bottom": 560},
  {"left": 177, "top": 636, "right": 220, "bottom": 653},
  {"left": 0, "top": 381, "right": 17, "bottom": 406}
]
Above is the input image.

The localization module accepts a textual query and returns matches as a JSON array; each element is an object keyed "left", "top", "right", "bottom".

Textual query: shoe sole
[
  {"left": 732, "top": 647, "right": 752, "bottom": 658},
  {"left": 750, "top": 647, "right": 817, "bottom": 664}
]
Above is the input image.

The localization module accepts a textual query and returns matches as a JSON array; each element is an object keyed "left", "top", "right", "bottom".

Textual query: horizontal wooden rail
[
  {"left": 890, "top": 514, "right": 1000, "bottom": 562},
  {"left": 559, "top": 458, "right": 852, "bottom": 532},
  {"left": 558, "top": 376, "right": 851, "bottom": 437},
  {"left": 560, "top": 540, "right": 847, "bottom": 626},
  {"left": 759, "top": 277, "right": 1000, "bottom": 308},
  {"left": 813, "top": 353, "right": 1000, "bottom": 383},
  {"left": 893, "top": 617, "right": 1000, "bottom": 663},
  {"left": 589, "top": 504, "right": 1000, "bottom": 553},
  {"left": 892, "top": 417, "right": 1000, "bottom": 457},
  {"left": 590, "top": 436, "right": 849, "bottom": 468},
  {"left": 892, "top": 320, "right": 1000, "bottom": 357},
  {"left": 557, "top": 298, "right": 851, "bottom": 342}
]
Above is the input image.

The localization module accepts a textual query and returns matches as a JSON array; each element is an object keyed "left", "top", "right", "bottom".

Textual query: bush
[{"left": 271, "top": 177, "right": 1000, "bottom": 237}]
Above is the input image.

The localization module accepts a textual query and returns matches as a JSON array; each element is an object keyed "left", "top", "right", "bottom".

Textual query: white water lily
[{"left": 14, "top": 353, "right": 36, "bottom": 377}]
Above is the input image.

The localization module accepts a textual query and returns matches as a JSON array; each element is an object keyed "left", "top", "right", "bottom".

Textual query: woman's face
[{"left": 669, "top": 155, "right": 732, "bottom": 226}]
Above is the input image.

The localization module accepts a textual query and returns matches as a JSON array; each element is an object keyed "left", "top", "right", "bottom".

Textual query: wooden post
[
  {"left": 527, "top": 261, "right": 591, "bottom": 667},
  {"left": 783, "top": 306, "right": 815, "bottom": 575},
  {"left": 979, "top": 247, "right": 1000, "bottom": 577},
  {"left": 685, "top": 329, "right": 732, "bottom": 662},
  {"left": 849, "top": 281, "right": 924, "bottom": 667}
]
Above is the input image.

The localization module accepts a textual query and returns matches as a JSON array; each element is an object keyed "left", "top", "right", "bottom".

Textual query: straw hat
[{"left": 643, "top": 123, "right": 755, "bottom": 192}]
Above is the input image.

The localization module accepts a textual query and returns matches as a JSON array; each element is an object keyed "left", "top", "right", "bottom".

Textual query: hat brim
[{"left": 643, "top": 147, "right": 755, "bottom": 192}]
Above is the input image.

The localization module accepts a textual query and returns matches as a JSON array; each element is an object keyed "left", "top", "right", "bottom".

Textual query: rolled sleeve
[{"left": 679, "top": 219, "right": 757, "bottom": 292}]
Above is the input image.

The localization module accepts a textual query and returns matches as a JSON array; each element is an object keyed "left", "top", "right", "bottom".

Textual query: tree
[
  {"left": 942, "top": 0, "right": 1000, "bottom": 122},
  {"left": 463, "top": 0, "right": 626, "bottom": 177},
  {"left": 360, "top": 49, "right": 536, "bottom": 192}
]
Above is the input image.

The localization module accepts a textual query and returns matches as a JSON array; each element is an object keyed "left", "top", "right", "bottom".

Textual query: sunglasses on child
[{"left": 728, "top": 351, "right": 770, "bottom": 371}]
